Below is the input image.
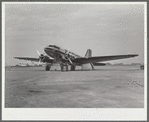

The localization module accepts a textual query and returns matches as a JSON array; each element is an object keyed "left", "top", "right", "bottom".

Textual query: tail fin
[{"left": 85, "top": 49, "right": 92, "bottom": 58}]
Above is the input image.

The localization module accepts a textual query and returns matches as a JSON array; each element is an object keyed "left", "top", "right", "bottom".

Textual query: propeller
[
  {"left": 36, "top": 50, "right": 45, "bottom": 65},
  {"left": 38, "top": 59, "right": 41, "bottom": 66},
  {"left": 65, "top": 50, "right": 73, "bottom": 64}
]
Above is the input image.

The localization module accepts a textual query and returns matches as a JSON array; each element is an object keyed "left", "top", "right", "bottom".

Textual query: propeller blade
[
  {"left": 36, "top": 50, "right": 40, "bottom": 56},
  {"left": 38, "top": 59, "right": 41, "bottom": 66},
  {"left": 68, "top": 58, "right": 73, "bottom": 64},
  {"left": 65, "top": 50, "right": 70, "bottom": 57},
  {"left": 66, "top": 50, "right": 69, "bottom": 54}
]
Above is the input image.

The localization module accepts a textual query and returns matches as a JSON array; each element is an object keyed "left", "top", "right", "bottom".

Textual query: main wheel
[
  {"left": 71, "top": 66, "right": 75, "bottom": 71},
  {"left": 66, "top": 65, "right": 68, "bottom": 71},
  {"left": 61, "top": 66, "right": 63, "bottom": 71},
  {"left": 45, "top": 65, "right": 50, "bottom": 71}
]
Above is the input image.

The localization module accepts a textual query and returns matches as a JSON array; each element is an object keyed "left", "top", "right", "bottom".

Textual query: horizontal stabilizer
[{"left": 92, "top": 62, "right": 106, "bottom": 66}]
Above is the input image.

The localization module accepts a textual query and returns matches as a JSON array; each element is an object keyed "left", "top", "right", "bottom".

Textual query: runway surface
[{"left": 5, "top": 65, "right": 144, "bottom": 108}]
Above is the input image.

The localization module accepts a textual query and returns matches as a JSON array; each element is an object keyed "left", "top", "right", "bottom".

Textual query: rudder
[
  {"left": 83, "top": 49, "right": 94, "bottom": 70},
  {"left": 85, "top": 49, "right": 92, "bottom": 58}
]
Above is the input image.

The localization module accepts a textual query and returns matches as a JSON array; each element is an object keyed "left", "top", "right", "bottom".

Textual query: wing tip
[
  {"left": 128, "top": 54, "right": 139, "bottom": 58},
  {"left": 13, "top": 57, "right": 21, "bottom": 59}
]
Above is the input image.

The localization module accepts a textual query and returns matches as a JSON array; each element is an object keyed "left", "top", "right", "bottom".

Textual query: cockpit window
[{"left": 49, "top": 45, "right": 60, "bottom": 49}]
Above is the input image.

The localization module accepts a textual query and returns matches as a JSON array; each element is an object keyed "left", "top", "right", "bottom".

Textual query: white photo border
[{"left": 2, "top": 2, "right": 147, "bottom": 121}]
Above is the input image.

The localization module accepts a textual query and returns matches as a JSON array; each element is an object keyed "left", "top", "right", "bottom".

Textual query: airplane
[{"left": 14, "top": 45, "right": 138, "bottom": 71}]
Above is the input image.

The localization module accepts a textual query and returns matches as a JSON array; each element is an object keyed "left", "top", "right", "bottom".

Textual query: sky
[{"left": 4, "top": 3, "right": 145, "bottom": 65}]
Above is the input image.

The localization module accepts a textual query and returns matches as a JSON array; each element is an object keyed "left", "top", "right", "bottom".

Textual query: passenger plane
[{"left": 14, "top": 45, "right": 138, "bottom": 71}]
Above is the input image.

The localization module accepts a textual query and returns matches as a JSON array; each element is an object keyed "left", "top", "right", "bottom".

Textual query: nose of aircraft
[
  {"left": 44, "top": 46, "right": 52, "bottom": 54},
  {"left": 44, "top": 47, "right": 48, "bottom": 52},
  {"left": 44, "top": 46, "right": 52, "bottom": 51},
  {"left": 44, "top": 47, "right": 48, "bottom": 51}
]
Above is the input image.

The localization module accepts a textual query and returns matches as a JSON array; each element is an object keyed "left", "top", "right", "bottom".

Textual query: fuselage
[{"left": 44, "top": 45, "right": 81, "bottom": 60}]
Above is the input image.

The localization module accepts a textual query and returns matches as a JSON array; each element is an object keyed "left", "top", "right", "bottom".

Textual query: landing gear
[
  {"left": 45, "top": 63, "right": 51, "bottom": 71},
  {"left": 60, "top": 63, "right": 68, "bottom": 71},
  {"left": 140, "top": 65, "right": 144, "bottom": 70},
  {"left": 71, "top": 65, "right": 76, "bottom": 71},
  {"left": 61, "top": 65, "right": 68, "bottom": 71}
]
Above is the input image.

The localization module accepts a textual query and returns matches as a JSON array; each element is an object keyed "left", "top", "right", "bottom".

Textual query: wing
[
  {"left": 14, "top": 57, "right": 39, "bottom": 62},
  {"left": 73, "top": 54, "right": 138, "bottom": 64},
  {"left": 14, "top": 57, "right": 54, "bottom": 63}
]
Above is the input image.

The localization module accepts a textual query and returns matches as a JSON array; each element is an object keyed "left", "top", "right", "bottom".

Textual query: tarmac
[{"left": 5, "top": 65, "right": 144, "bottom": 108}]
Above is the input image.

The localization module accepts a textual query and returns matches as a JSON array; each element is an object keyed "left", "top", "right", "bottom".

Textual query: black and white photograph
[{"left": 2, "top": 2, "right": 147, "bottom": 120}]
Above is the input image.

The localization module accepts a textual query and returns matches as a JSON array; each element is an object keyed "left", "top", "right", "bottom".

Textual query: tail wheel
[
  {"left": 71, "top": 66, "right": 75, "bottom": 71},
  {"left": 45, "top": 65, "right": 50, "bottom": 71},
  {"left": 140, "top": 65, "right": 144, "bottom": 70}
]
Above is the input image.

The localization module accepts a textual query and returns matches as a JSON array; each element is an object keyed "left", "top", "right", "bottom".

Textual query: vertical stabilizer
[
  {"left": 85, "top": 49, "right": 92, "bottom": 58},
  {"left": 82, "top": 49, "right": 94, "bottom": 70}
]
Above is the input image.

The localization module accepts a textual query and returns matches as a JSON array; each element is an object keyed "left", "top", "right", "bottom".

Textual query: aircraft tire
[
  {"left": 140, "top": 65, "right": 144, "bottom": 70},
  {"left": 45, "top": 65, "right": 50, "bottom": 71},
  {"left": 61, "top": 66, "right": 63, "bottom": 71},
  {"left": 71, "top": 66, "right": 75, "bottom": 71}
]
